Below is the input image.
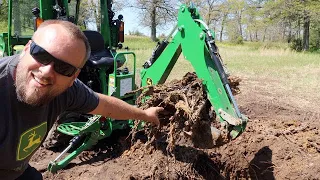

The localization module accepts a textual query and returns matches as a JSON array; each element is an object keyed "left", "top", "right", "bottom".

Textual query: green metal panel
[
  {"left": 74, "top": 0, "right": 80, "bottom": 24},
  {"left": 108, "top": 73, "right": 134, "bottom": 97},
  {"left": 0, "top": 33, "right": 8, "bottom": 56},
  {"left": 100, "top": 0, "right": 112, "bottom": 47},
  {"left": 62, "top": 0, "right": 69, "bottom": 16},
  {"left": 109, "top": 52, "right": 136, "bottom": 101},
  {"left": 7, "top": 0, "right": 12, "bottom": 55},
  {"left": 39, "top": 0, "right": 54, "bottom": 20}
]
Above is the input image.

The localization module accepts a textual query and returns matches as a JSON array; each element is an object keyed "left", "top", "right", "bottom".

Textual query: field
[{"left": 30, "top": 36, "right": 320, "bottom": 179}]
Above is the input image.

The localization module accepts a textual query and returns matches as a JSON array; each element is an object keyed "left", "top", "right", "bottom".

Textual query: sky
[
  {"left": 116, "top": 7, "right": 174, "bottom": 36},
  {"left": 87, "top": 0, "right": 174, "bottom": 37},
  {"left": 116, "top": 7, "right": 150, "bottom": 35}
]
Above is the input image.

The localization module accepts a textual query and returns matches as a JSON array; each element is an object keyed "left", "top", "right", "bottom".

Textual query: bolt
[
  {"left": 199, "top": 32, "right": 204, "bottom": 40},
  {"left": 178, "top": 26, "right": 184, "bottom": 32},
  {"left": 181, "top": 6, "right": 185, "bottom": 12}
]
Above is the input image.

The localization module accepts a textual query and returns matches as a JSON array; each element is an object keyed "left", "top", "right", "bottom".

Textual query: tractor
[{"left": 0, "top": 0, "right": 247, "bottom": 173}]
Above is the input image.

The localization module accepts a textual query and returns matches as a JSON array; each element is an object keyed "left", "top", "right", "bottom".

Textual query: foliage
[
  {"left": 171, "top": 0, "right": 320, "bottom": 51},
  {"left": 10, "top": 0, "right": 38, "bottom": 36},
  {"left": 128, "top": 30, "right": 145, "bottom": 36},
  {"left": 290, "top": 38, "right": 303, "bottom": 52},
  {"left": 0, "top": 0, "right": 8, "bottom": 23},
  {"left": 77, "top": 0, "right": 101, "bottom": 31}
]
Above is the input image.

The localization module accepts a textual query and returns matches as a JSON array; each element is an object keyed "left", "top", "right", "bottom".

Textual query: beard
[{"left": 14, "top": 61, "right": 64, "bottom": 107}]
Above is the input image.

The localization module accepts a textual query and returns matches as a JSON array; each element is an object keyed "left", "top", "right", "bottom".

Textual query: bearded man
[{"left": 0, "top": 20, "right": 162, "bottom": 180}]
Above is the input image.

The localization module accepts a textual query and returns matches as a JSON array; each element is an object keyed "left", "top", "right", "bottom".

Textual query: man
[{"left": 0, "top": 20, "right": 163, "bottom": 180}]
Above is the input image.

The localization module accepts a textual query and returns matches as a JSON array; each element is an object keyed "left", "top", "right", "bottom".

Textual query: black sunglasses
[{"left": 29, "top": 41, "right": 80, "bottom": 77}]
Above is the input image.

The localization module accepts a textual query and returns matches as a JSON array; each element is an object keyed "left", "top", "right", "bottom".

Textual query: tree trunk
[
  {"left": 282, "top": 23, "right": 286, "bottom": 41},
  {"left": 317, "top": 29, "right": 320, "bottom": 50},
  {"left": 297, "top": 19, "right": 301, "bottom": 39},
  {"left": 262, "top": 28, "right": 267, "bottom": 42},
  {"left": 238, "top": 10, "right": 243, "bottom": 38},
  {"left": 303, "top": 11, "right": 310, "bottom": 51},
  {"left": 206, "top": 9, "right": 211, "bottom": 27},
  {"left": 219, "top": 13, "right": 227, "bottom": 42},
  {"left": 13, "top": 0, "right": 21, "bottom": 35},
  {"left": 255, "top": 30, "right": 258, "bottom": 41},
  {"left": 288, "top": 21, "right": 292, "bottom": 43},
  {"left": 91, "top": 0, "right": 100, "bottom": 32},
  {"left": 150, "top": 1, "right": 157, "bottom": 42}
]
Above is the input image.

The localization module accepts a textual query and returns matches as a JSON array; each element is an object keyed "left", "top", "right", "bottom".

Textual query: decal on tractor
[{"left": 146, "top": 78, "right": 153, "bottom": 85}]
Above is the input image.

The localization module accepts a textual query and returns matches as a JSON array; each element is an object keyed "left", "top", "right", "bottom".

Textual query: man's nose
[{"left": 38, "top": 62, "right": 55, "bottom": 77}]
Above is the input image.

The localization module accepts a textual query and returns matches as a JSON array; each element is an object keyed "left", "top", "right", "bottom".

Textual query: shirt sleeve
[{"left": 65, "top": 79, "right": 99, "bottom": 113}]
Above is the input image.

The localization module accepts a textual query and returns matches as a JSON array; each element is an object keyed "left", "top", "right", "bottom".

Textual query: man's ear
[
  {"left": 20, "top": 40, "right": 32, "bottom": 58},
  {"left": 68, "top": 70, "right": 81, "bottom": 87}
]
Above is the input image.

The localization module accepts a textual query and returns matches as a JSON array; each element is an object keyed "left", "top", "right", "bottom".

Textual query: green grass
[
  {"left": 0, "top": 22, "right": 8, "bottom": 33},
  {"left": 219, "top": 44, "right": 320, "bottom": 102},
  {"left": 218, "top": 44, "right": 320, "bottom": 83},
  {"left": 123, "top": 35, "right": 158, "bottom": 51}
]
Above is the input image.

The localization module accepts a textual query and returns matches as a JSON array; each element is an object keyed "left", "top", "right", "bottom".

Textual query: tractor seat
[{"left": 83, "top": 30, "right": 114, "bottom": 69}]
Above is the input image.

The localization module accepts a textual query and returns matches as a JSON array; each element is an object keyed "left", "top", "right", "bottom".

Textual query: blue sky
[
  {"left": 116, "top": 6, "right": 174, "bottom": 36},
  {"left": 116, "top": 7, "right": 150, "bottom": 35}
]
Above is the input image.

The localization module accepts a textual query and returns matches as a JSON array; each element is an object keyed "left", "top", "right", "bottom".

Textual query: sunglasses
[{"left": 29, "top": 41, "right": 81, "bottom": 77}]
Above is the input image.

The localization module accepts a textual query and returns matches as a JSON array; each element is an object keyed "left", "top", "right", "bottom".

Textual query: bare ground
[{"left": 30, "top": 73, "right": 320, "bottom": 180}]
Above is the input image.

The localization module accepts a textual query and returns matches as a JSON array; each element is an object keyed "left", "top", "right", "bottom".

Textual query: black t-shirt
[{"left": 0, "top": 55, "right": 99, "bottom": 179}]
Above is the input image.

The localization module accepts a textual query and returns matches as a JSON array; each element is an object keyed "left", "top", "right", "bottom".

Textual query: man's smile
[{"left": 31, "top": 72, "right": 52, "bottom": 87}]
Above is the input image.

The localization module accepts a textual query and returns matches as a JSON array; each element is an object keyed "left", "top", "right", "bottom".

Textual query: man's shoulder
[
  {"left": 0, "top": 55, "right": 19, "bottom": 67},
  {"left": 61, "top": 79, "right": 87, "bottom": 98},
  {"left": 0, "top": 55, "right": 19, "bottom": 78},
  {"left": 70, "top": 78, "right": 88, "bottom": 90}
]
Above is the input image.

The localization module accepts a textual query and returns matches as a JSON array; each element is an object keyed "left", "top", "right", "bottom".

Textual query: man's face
[{"left": 15, "top": 25, "right": 86, "bottom": 106}]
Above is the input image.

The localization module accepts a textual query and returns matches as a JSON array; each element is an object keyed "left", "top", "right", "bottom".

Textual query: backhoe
[{"left": 0, "top": 0, "right": 247, "bottom": 173}]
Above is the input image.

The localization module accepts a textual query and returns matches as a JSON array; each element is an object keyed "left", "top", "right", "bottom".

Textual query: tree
[
  {"left": 77, "top": 0, "right": 101, "bottom": 31},
  {"left": 127, "top": 0, "right": 178, "bottom": 41},
  {"left": 0, "top": 0, "right": 8, "bottom": 32},
  {"left": 308, "top": 0, "right": 320, "bottom": 51},
  {"left": 10, "top": 0, "right": 38, "bottom": 36}
]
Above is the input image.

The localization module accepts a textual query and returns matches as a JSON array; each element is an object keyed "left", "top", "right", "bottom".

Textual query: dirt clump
[
  {"left": 135, "top": 72, "right": 221, "bottom": 149},
  {"left": 119, "top": 72, "right": 244, "bottom": 179}
]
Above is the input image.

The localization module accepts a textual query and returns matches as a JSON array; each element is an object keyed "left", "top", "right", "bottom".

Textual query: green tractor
[{"left": 1, "top": 0, "right": 247, "bottom": 173}]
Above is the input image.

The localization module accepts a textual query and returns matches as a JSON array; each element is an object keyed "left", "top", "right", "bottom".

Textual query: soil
[{"left": 30, "top": 72, "right": 320, "bottom": 180}]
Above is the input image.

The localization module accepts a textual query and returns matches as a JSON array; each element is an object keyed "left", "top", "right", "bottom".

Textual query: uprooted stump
[
  {"left": 123, "top": 72, "right": 243, "bottom": 179},
  {"left": 133, "top": 72, "right": 241, "bottom": 151},
  {"left": 136, "top": 72, "right": 218, "bottom": 150}
]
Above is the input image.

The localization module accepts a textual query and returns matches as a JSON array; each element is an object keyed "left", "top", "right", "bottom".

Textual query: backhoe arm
[{"left": 140, "top": 4, "right": 247, "bottom": 138}]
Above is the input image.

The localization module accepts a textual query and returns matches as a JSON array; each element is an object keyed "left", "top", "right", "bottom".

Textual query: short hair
[{"left": 33, "top": 20, "right": 91, "bottom": 67}]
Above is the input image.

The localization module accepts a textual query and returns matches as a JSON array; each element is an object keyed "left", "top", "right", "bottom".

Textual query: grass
[
  {"left": 0, "top": 22, "right": 8, "bottom": 33},
  {"left": 123, "top": 35, "right": 158, "bottom": 51},
  {"left": 218, "top": 44, "right": 319, "bottom": 92},
  {"left": 122, "top": 35, "right": 320, "bottom": 104}
]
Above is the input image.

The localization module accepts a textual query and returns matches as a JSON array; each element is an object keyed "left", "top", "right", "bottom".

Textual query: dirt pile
[
  {"left": 135, "top": 72, "right": 219, "bottom": 149},
  {"left": 119, "top": 72, "right": 244, "bottom": 179}
]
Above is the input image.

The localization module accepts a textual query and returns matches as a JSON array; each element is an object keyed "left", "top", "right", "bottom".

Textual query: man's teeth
[{"left": 34, "top": 76, "right": 49, "bottom": 85}]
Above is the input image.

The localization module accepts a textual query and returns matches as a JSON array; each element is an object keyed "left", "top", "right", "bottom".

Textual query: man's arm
[{"left": 89, "top": 93, "right": 163, "bottom": 125}]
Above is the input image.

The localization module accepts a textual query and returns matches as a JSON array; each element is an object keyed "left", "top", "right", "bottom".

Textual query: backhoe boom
[{"left": 140, "top": 5, "right": 247, "bottom": 138}]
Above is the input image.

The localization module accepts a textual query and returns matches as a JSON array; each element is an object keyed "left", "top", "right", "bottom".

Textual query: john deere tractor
[{"left": 0, "top": 0, "right": 247, "bottom": 173}]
